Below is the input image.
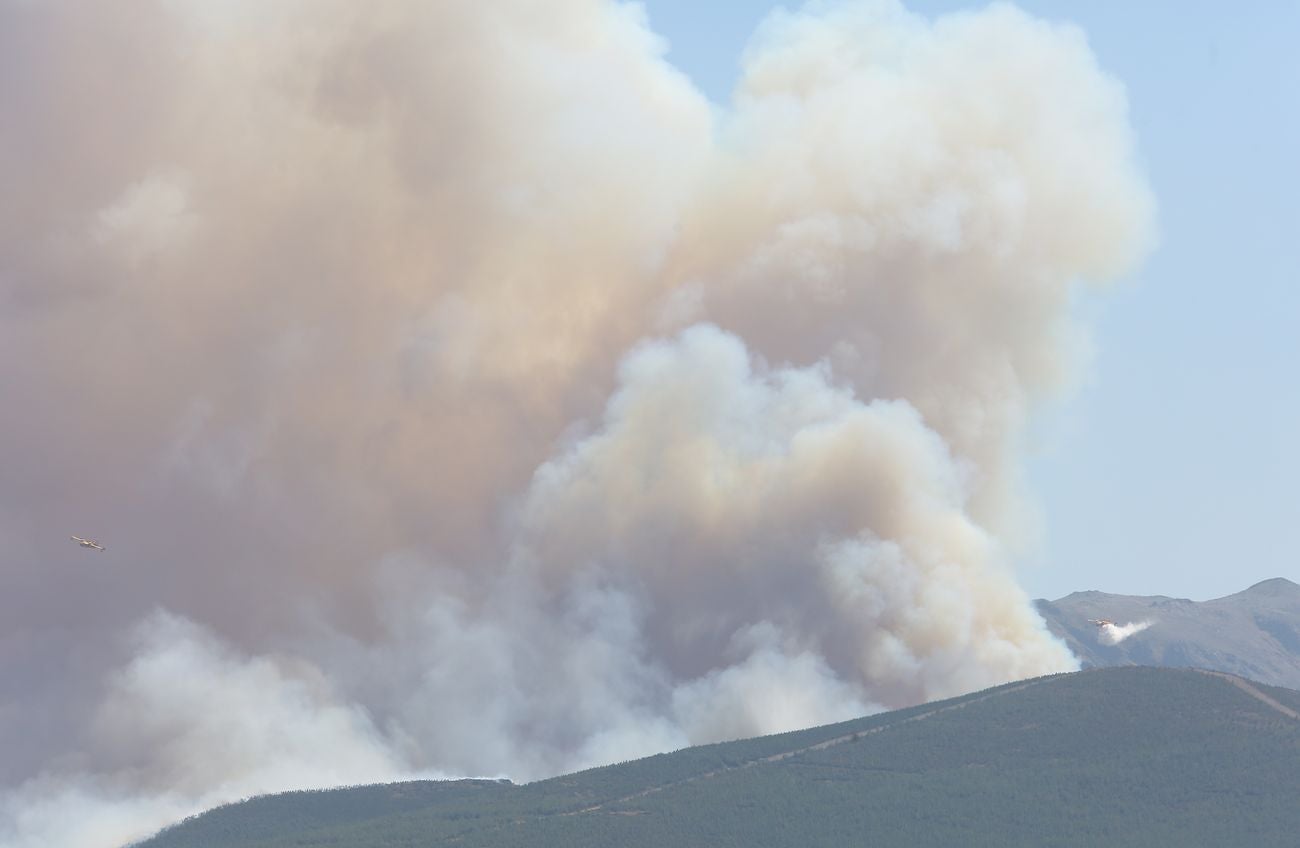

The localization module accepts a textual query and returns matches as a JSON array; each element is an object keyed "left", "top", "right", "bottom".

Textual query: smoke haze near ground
[{"left": 0, "top": 1, "right": 1153, "bottom": 845}]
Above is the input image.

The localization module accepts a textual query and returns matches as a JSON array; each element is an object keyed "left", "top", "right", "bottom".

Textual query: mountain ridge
[
  {"left": 1035, "top": 577, "right": 1300, "bottom": 688},
  {"left": 138, "top": 666, "right": 1300, "bottom": 847}
]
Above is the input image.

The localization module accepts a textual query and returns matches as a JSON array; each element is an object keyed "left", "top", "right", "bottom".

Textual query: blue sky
[{"left": 642, "top": 0, "right": 1299, "bottom": 601}]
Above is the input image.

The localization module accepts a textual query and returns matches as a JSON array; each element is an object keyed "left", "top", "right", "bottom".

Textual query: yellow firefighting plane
[{"left": 71, "top": 535, "right": 106, "bottom": 552}]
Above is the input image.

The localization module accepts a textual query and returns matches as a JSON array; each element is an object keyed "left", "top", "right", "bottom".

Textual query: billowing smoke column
[{"left": 0, "top": 1, "right": 1153, "bottom": 845}]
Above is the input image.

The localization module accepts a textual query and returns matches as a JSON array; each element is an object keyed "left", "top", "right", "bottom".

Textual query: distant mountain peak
[
  {"left": 1242, "top": 577, "right": 1300, "bottom": 597},
  {"left": 1037, "top": 577, "right": 1300, "bottom": 690},
  {"left": 1045, "top": 588, "right": 1181, "bottom": 605},
  {"left": 1051, "top": 589, "right": 1113, "bottom": 602}
]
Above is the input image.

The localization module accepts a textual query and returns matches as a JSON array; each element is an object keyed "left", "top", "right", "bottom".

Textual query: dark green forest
[{"left": 136, "top": 667, "right": 1300, "bottom": 848}]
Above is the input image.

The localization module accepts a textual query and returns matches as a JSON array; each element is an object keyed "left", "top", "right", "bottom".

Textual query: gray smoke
[{"left": 0, "top": 1, "right": 1153, "bottom": 845}]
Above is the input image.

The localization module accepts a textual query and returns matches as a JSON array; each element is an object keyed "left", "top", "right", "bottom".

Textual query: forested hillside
[{"left": 138, "top": 667, "right": 1300, "bottom": 847}]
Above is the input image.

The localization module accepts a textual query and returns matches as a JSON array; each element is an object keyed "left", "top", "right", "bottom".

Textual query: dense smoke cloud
[{"left": 0, "top": 1, "right": 1152, "bottom": 845}]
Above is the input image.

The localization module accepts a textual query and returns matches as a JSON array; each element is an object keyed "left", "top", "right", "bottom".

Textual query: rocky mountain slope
[{"left": 1035, "top": 578, "right": 1300, "bottom": 688}]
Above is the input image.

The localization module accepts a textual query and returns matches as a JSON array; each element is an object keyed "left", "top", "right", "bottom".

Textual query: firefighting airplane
[
  {"left": 1088, "top": 619, "right": 1115, "bottom": 628},
  {"left": 71, "top": 535, "right": 106, "bottom": 552}
]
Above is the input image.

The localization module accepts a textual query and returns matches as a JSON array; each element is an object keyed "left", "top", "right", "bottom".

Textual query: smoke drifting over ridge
[{"left": 0, "top": 1, "right": 1153, "bottom": 845}]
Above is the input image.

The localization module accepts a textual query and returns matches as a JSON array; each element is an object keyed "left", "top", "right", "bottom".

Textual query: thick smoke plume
[
  {"left": 0, "top": 1, "right": 1152, "bottom": 845},
  {"left": 1099, "top": 620, "right": 1154, "bottom": 645}
]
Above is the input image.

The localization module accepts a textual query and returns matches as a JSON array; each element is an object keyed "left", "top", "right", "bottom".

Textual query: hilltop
[
  {"left": 138, "top": 666, "right": 1300, "bottom": 847},
  {"left": 1036, "top": 578, "right": 1300, "bottom": 688}
]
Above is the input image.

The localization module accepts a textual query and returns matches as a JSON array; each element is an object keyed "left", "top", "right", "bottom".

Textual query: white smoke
[
  {"left": 0, "top": 1, "right": 1153, "bottom": 845},
  {"left": 1099, "top": 620, "right": 1154, "bottom": 645},
  {"left": 0, "top": 613, "right": 427, "bottom": 848}
]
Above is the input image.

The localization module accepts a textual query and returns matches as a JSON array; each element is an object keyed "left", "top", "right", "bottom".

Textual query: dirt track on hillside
[
  {"left": 567, "top": 676, "right": 1053, "bottom": 816},
  {"left": 1195, "top": 669, "right": 1300, "bottom": 721}
]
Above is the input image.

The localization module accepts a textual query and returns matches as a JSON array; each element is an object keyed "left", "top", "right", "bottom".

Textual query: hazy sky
[{"left": 644, "top": 0, "right": 1300, "bottom": 602}]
